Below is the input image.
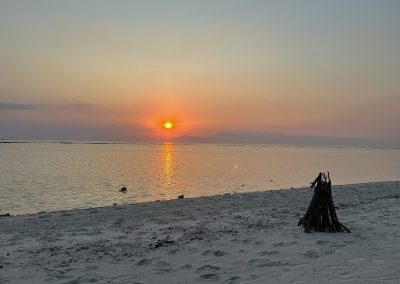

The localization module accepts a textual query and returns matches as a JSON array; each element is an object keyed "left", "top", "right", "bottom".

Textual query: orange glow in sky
[{"left": 2, "top": 1, "right": 399, "bottom": 146}]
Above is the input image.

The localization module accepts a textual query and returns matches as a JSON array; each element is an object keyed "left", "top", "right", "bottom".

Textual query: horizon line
[{"left": 1, "top": 139, "right": 400, "bottom": 150}]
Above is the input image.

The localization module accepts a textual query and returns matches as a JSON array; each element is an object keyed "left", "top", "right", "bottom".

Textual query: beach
[{"left": 1, "top": 181, "right": 399, "bottom": 283}]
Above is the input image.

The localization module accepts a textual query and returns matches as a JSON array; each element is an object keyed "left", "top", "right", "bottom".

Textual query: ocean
[{"left": 1, "top": 142, "right": 400, "bottom": 215}]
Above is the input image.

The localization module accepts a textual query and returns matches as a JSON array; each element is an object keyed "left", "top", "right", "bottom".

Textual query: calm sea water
[{"left": 1, "top": 142, "right": 400, "bottom": 215}]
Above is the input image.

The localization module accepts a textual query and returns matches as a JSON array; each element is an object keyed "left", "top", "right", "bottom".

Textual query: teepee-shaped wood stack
[{"left": 298, "top": 172, "right": 350, "bottom": 233}]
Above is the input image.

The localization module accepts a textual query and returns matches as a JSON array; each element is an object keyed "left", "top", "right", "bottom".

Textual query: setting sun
[{"left": 163, "top": 121, "right": 174, "bottom": 129}]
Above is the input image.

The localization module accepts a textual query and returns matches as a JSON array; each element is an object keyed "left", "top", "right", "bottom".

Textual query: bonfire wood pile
[{"left": 298, "top": 172, "right": 350, "bottom": 233}]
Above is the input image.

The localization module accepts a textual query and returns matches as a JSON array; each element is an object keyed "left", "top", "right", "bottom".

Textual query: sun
[{"left": 163, "top": 121, "right": 174, "bottom": 129}]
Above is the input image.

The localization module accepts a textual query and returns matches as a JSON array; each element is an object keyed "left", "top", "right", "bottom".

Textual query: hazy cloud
[
  {"left": 0, "top": 102, "right": 90, "bottom": 111},
  {"left": 0, "top": 103, "right": 37, "bottom": 110}
]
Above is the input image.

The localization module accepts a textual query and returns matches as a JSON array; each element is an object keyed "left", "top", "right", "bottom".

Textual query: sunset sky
[{"left": 1, "top": 1, "right": 399, "bottom": 146}]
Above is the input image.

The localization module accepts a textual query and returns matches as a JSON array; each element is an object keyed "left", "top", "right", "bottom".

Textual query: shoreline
[
  {"left": 3, "top": 180, "right": 400, "bottom": 217},
  {"left": 1, "top": 181, "right": 399, "bottom": 283}
]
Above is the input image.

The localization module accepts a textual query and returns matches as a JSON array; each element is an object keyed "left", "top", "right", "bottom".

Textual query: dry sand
[{"left": 1, "top": 181, "right": 400, "bottom": 283}]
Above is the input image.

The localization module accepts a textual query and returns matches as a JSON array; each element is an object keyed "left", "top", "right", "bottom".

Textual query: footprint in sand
[
  {"left": 113, "top": 219, "right": 123, "bottom": 226},
  {"left": 156, "top": 260, "right": 171, "bottom": 267},
  {"left": 195, "top": 264, "right": 221, "bottom": 273},
  {"left": 201, "top": 250, "right": 212, "bottom": 256},
  {"left": 315, "top": 240, "right": 329, "bottom": 245},
  {"left": 257, "top": 250, "right": 280, "bottom": 256},
  {"left": 137, "top": 258, "right": 153, "bottom": 266},
  {"left": 200, "top": 273, "right": 220, "bottom": 280},
  {"left": 303, "top": 250, "right": 319, "bottom": 258},
  {"left": 155, "top": 267, "right": 173, "bottom": 274},
  {"left": 66, "top": 276, "right": 99, "bottom": 283},
  {"left": 323, "top": 249, "right": 335, "bottom": 255},
  {"left": 196, "top": 264, "right": 221, "bottom": 281},
  {"left": 201, "top": 250, "right": 227, "bottom": 257},
  {"left": 167, "top": 248, "right": 179, "bottom": 255},
  {"left": 224, "top": 276, "right": 241, "bottom": 284},
  {"left": 346, "top": 257, "right": 367, "bottom": 264},
  {"left": 213, "top": 250, "right": 227, "bottom": 257},
  {"left": 180, "top": 264, "right": 192, "bottom": 270},
  {"left": 249, "top": 259, "right": 287, "bottom": 267}
]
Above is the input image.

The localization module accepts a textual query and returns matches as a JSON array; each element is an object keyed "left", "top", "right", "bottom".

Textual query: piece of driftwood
[{"left": 298, "top": 172, "right": 350, "bottom": 233}]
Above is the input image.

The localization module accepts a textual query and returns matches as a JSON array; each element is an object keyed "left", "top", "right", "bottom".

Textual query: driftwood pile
[{"left": 298, "top": 172, "right": 350, "bottom": 233}]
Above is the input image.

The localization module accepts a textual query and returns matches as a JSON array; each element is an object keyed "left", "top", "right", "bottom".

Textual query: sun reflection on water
[{"left": 161, "top": 142, "right": 175, "bottom": 198}]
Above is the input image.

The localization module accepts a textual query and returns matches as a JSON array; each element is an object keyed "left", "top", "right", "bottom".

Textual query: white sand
[{"left": 1, "top": 181, "right": 400, "bottom": 283}]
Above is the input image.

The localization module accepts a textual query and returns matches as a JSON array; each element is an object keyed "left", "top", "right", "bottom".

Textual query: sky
[{"left": 0, "top": 0, "right": 399, "bottom": 146}]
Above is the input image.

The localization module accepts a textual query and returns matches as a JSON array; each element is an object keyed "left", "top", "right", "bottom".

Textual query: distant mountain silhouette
[{"left": 173, "top": 131, "right": 396, "bottom": 147}]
